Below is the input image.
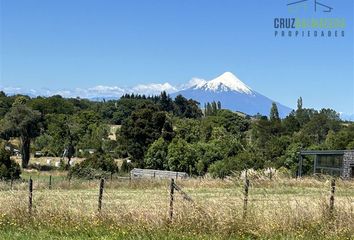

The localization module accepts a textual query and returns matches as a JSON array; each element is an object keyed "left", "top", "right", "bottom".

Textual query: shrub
[
  {"left": 208, "top": 160, "right": 229, "bottom": 179},
  {"left": 68, "top": 153, "right": 118, "bottom": 179},
  {"left": 27, "top": 163, "right": 58, "bottom": 171},
  {"left": 0, "top": 147, "right": 21, "bottom": 180}
]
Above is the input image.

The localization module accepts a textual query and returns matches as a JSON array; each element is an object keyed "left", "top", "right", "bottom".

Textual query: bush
[
  {"left": 208, "top": 160, "right": 229, "bottom": 179},
  {"left": 208, "top": 150, "right": 265, "bottom": 179},
  {"left": 0, "top": 147, "right": 21, "bottom": 180},
  {"left": 68, "top": 153, "right": 118, "bottom": 179},
  {"left": 27, "top": 163, "right": 58, "bottom": 171}
]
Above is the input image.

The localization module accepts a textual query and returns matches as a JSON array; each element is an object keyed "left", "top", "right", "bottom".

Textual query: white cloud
[
  {"left": 51, "top": 90, "right": 76, "bottom": 98},
  {"left": 88, "top": 85, "right": 125, "bottom": 93},
  {"left": 1, "top": 83, "right": 178, "bottom": 99},
  {"left": 131, "top": 83, "right": 178, "bottom": 95},
  {"left": 86, "top": 85, "right": 125, "bottom": 97},
  {"left": 0, "top": 76, "right": 205, "bottom": 99},
  {"left": 1, "top": 87, "right": 24, "bottom": 94},
  {"left": 180, "top": 77, "right": 207, "bottom": 90}
]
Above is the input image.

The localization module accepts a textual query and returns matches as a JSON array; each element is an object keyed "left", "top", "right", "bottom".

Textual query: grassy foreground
[{"left": 0, "top": 177, "right": 353, "bottom": 239}]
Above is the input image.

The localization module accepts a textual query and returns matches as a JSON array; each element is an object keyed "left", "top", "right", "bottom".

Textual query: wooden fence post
[
  {"left": 49, "top": 175, "right": 52, "bottom": 190},
  {"left": 68, "top": 175, "right": 72, "bottom": 188},
  {"left": 28, "top": 178, "right": 33, "bottom": 215},
  {"left": 98, "top": 178, "right": 105, "bottom": 213},
  {"left": 243, "top": 177, "right": 250, "bottom": 219},
  {"left": 169, "top": 178, "right": 175, "bottom": 222},
  {"left": 329, "top": 179, "right": 336, "bottom": 214}
]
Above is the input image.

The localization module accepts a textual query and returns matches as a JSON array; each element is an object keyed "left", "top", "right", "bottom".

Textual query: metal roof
[{"left": 300, "top": 150, "right": 346, "bottom": 155}]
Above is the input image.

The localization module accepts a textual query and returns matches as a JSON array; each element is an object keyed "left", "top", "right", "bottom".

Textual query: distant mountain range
[
  {"left": 2, "top": 72, "right": 353, "bottom": 120},
  {"left": 171, "top": 72, "right": 292, "bottom": 118}
]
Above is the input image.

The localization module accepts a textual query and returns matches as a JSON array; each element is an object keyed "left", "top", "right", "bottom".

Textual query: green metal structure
[{"left": 299, "top": 150, "right": 354, "bottom": 178}]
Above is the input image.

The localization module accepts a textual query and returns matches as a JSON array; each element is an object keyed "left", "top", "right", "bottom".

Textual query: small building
[
  {"left": 130, "top": 168, "right": 188, "bottom": 179},
  {"left": 299, "top": 150, "right": 354, "bottom": 179}
]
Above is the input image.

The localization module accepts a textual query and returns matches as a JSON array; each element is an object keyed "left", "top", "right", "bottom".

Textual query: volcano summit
[{"left": 172, "top": 72, "right": 292, "bottom": 118}]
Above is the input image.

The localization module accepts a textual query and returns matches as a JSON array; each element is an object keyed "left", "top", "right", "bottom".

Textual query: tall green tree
[
  {"left": 300, "top": 110, "right": 341, "bottom": 144},
  {"left": 161, "top": 118, "right": 175, "bottom": 142},
  {"left": 269, "top": 103, "right": 282, "bottom": 136},
  {"left": 144, "top": 137, "right": 169, "bottom": 169},
  {"left": 44, "top": 114, "right": 78, "bottom": 157},
  {"left": 173, "top": 95, "right": 202, "bottom": 118},
  {"left": 118, "top": 103, "right": 167, "bottom": 164},
  {"left": 282, "top": 112, "right": 300, "bottom": 135},
  {"left": 159, "top": 91, "right": 174, "bottom": 112},
  {"left": 270, "top": 102, "right": 280, "bottom": 123},
  {"left": 0, "top": 103, "right": 42, "bottom": 168},
  {"left": 167, "top": 138, "right": 197, "bottom": 172},
  {"left": 297, "top": 97, "right": 303, "bottom": 110}
]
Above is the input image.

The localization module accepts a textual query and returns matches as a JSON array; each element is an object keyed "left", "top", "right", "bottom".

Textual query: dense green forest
[{"left": 0, "top": 91, "right": 353, "bottom": 179}]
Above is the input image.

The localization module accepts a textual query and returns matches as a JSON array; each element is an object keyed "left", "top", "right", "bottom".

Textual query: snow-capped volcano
[
  {"left": 172, "top": 72, "right": 292, "bottom": 118},
  {"left": 194, "top": 72, "right": 253, "bottom": 95}
]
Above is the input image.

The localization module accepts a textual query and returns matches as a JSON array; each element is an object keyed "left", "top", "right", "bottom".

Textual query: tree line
[{"left": 0, "top": 91, "right": 353, "bottom": 179}]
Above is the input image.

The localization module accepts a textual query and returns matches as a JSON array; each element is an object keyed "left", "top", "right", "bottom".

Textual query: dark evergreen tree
[
  {"left": 159, "top": 91, "right": 174, "bottom": 112},
  {"left": 270, "top": 102, "right": 280, "bottom": 123},
  {"left": 162, "top": 119, "right": 175, "bottom": 142},
  {"left": 173, "top": 95, "right": 202, "bottom": 118},
  {"left": 297, "top": 97, "right": 303, "bottom": 110},
  {"left": 118, "top": 103, "right": 167, "bottom": 163}
]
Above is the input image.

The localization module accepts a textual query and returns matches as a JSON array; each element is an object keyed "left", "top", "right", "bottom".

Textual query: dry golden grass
[{"left": 0, "top": 177, "right": 353, "bottom": 239}]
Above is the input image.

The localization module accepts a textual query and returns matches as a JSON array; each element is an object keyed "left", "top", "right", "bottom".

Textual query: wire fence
[{"left": 0, "top": 175, "right": 353, "bottom": 224}]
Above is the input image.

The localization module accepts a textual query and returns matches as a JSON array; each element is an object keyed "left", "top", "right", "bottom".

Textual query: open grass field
[{"left": 0, "top": 176, "right": 353, "bottom": 239}]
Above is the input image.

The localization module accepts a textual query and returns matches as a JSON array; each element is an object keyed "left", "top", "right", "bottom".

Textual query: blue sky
[{"left": 0, "top": 0, "right": 353, "bottom": 114}]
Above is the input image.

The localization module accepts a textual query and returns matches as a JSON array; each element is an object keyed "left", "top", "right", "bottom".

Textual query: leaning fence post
[
  {"left": 243, "top": 176, "right": 250, "bottom": 219},
  {"left": 329, "top": 179, "right": 336, "bottom": 214},
  {"left": 28, "top": 178, "right": 33, "bottom": 215},
  {"left": 49, "top": 175, "right": 52, "bottom": 190},
  {"left": 169, "top": 178, "right": 175, "bottom": 222},
  {"left": 98, "top": 178, "right": 105, "bottom": 213}
]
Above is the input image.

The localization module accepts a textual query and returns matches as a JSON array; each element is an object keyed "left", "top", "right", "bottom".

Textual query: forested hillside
[{"left": 0, "top": 91, "right": 353, "bottom": 178}]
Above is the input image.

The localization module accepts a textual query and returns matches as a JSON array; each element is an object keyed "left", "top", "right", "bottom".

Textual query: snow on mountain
[
  {"left": 194, "top": 72, "right": 253, "bottom": 94},
  {"left": 3, "top": 71, "right": 351, "bottom": 120},
  {"left": 172, "top": 72, "right": 293, "bottom": 118}
]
